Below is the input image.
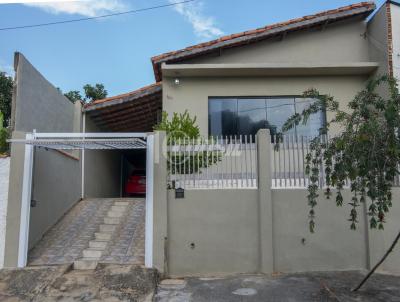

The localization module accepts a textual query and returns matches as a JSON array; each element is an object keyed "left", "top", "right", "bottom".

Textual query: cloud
[
  {"left": 23, "top": 0, "right": 127, "bottom": 17},
  {"left": 0, "top": 60, "right": 14, "bottom": 77},
  {"left": 169, "top": 0, "right": 223, "bottom": 40}
]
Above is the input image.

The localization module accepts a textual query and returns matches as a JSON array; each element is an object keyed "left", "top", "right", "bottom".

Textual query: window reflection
[{"left": 208, "top": 97, "right": 325, "bottom": 138}]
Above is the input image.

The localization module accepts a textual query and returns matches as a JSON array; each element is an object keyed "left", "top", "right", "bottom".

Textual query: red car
[{"left": 125, "top": 170, "right": 146, "bottom": 196}]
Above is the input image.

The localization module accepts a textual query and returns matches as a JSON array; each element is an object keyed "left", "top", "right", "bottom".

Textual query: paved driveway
[
  {"left": 155, "top": 271, "right": 400, "bottom": 302},
  {"left": 29, "top": 198, "right": 145, "bottom": 266}
]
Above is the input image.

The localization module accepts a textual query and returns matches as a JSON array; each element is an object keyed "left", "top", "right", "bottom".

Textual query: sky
[{"left": 0, "top": 0, "right": 386, "bottom": 97}]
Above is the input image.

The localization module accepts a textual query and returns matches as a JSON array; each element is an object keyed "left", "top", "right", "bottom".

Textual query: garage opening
[{"left": 10, "top": 132, "right": 154, "bottom": 269}]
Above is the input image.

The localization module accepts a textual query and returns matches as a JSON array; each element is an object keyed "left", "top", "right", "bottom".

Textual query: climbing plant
[{"left": 277, "top": 75, "right": 400, "bottom": 290}]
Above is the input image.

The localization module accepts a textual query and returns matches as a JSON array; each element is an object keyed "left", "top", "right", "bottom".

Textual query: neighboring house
[{"left": 1, "top": 1, "right": 400, "bottom": 277}]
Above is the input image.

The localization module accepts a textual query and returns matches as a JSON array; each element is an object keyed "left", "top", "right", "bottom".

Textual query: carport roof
[{"left": 84, "top": 82, "right": 162, "bottom": 132}]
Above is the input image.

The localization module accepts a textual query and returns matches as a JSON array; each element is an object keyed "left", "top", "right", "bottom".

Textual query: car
[{"left": 125, "top": 170, "right": 146, "bottom": 196}]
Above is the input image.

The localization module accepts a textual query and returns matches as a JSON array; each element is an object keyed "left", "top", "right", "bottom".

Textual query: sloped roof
[
  {"left": 151, "top": 1, "right": 376, "bottom": 81},
  {"left": 85, "top": 82, "right": 161, "bottom": 111},
  {"left": 84, "top": 82, "right": 162, "bottom": 132}
]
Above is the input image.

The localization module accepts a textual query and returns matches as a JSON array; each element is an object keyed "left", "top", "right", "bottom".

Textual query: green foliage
[
  {"left": 154, "top": 111, "right": 220, "bottom": 181},
  {"left": 278, "top": 76, "right": 400, "bottom": 232},
  {"left": 0, "top": 112, "right": 9, "bottom": 154},
  {"left": 154, "top": 110, "right": 200, "bottom": 141},
  {"left": 83, "top": 83, "right": 107, "bottom": 102},
  {"left": 64, "top": 90, "right": 82, "bottom": 103},
  {"left": 0, "top": 72, "right": 13, "bottom": 128},
  {"left": 64, "top": 83, "right": 107, "bottom": 103}
]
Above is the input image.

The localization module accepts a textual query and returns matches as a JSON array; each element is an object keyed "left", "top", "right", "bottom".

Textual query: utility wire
[{"left": 0, "top": 0, "right": 196, "bottom": 31}]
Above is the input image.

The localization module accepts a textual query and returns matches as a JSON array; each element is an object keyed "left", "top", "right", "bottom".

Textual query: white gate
[{"left": 9, "top": 132, "right": 154, "bottom": 268}]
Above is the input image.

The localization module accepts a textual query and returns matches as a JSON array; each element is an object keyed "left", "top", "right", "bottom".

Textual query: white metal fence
[
  {"left": 271, "top": 134, "right": 327, "bottom": 189},
  {"left": 167, "top": 135, "right": 258, "bottom": 189}
]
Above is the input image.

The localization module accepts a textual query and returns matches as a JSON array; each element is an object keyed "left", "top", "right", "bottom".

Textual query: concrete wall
[
  {"left": 391, "top": 2, "right": 400, "bottom": 81},
  {"left": 187, "top": 20, "right": 369, "bottom": 65},
  {"left": 162, "top": 75, "right": 368, "bottom": 136},
  {"left": 0, "top": 157, "right": 10, "bottom": 268},
  {"left": 4, "top": 53, "right": 82, "bottom": 267},
  {"left": 367, "top": 4, "right": 390, "bottom": 78},
  {"left": 83, "top": 116, "right": 121, "bottom": 198},
  {"left": 168, "top": 189, "right": 259, "bottom": 276},
  {"left": 272, "top": 189, "right": 368, "bottom": 272},
  {"left": 12, "top": 53, "right": 77, "bottom": 133},
  {"left": 153, "top": 130, "right": 400, "bottom": 277}
]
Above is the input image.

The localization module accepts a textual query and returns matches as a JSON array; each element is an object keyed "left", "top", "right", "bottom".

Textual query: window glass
[
  {"left": 295, "top": 98, "right": 325, "bottom": 138},
  {"left": 208, "top": 97, "right": 325, "bottom": 138},
  {"left": 208, "top": 98, "right": 237, "bottom": 136},
  {"left": 266, "top": 98, "right": 296, "bottom": 136},
  {"left": 237, "top": 99, "right": 267, "bottom": 137}
]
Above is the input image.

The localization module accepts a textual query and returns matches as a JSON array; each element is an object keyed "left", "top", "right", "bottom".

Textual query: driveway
[{"left": 155, "top": 271, "right": 400, "bottom": 302}]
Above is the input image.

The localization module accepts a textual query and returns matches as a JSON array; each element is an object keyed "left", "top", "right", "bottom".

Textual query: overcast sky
[{"left": 0, "top": 0, "right": 386, "bottom": 96}]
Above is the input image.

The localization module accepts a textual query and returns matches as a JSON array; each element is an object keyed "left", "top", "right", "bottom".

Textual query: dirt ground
[
  {"left": 0, "top": 264, "right": 158, "bottom": 302},
  {"left": 1, "top": 267, "right": 400, "bottom": 301}
]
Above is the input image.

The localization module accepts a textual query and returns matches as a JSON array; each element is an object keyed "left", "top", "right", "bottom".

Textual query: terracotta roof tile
[
  {"left": 151, "top": 1, "right": 375, "bottom": 81},
  {"left": 84, "top": 82, "right": 161, "bottom": 110}
]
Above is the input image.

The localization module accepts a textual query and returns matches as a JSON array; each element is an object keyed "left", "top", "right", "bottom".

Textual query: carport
[
  {"left": 10, "top": 132, "right": 155, "bottom": 269},
  {"left": 3, "top": 53, "right": 162, "bottom": 269}
]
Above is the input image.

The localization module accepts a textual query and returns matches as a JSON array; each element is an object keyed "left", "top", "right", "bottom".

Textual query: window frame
[{"left": 208, "top": 96, "right": 327, "bottom": 137}]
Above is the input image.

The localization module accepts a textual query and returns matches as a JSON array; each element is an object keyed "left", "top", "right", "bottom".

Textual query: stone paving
[
  {"left": 28, "top": 198, "right": 145, "bottom": 266},
  {"left": 101, "top": 200, "right": 145, "bottom": 264}
]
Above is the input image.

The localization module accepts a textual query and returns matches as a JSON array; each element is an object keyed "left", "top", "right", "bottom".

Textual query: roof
[
  {"left": 151, "top": 1, "right": 376, "bottom": 81},
  {"left": 84, "top": 82, "right": 162, "bottom": 132},
  {"left": 85, "top": 82, "right": 161, "bottom": 111}
]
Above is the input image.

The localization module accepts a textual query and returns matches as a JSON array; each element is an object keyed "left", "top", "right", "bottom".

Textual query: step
[
  {"left": 99, "top": 224, "right": 117, "bottom": 233},
  {"left": 114, "top": 201, "right": 129, "bottom": 206},
  {"left": 73, "top": 258, "right": 98, "bottom": 270},
  {"left": 89, "top": 240, "right": 108, "bottom": 249},
  {"left": 104, "top": 217, "right": 121, "bottom": 225},
  {"left": 107, "top": 211, "right": 124, "bottom": 218},
  {"left": 83, "top": 248, "right": 103, "bottom": 258},
  {"left": 95, "top": 232, "right": 112, "bottom": 240},
  {"left": 110, "top": 205, "right": 127, "bottom": 212}
]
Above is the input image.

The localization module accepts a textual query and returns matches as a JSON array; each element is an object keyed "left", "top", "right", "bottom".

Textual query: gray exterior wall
[
  {"left": 391, "top": 2, "right": 400, "bottom": 81},
  {"left": 163, "top": 75, "right": 367, "bottom": 136},
  {"left": 4, "top": 53, "right": 82, "bottom": 267},
  {"left": 186, "top": 20, "right": 369, "bottom": 65},
  {"left": 83, "top": 116, "right": 122, "bottom": 198},
  {"left": 168, "top": 189, "right": 259, "bottom": 276},
  {"left": 154, "top": 131, "right": 400, "bottom": 277},
  {"left": 367, "top": 3, "right": 390, "bottom": 78}
]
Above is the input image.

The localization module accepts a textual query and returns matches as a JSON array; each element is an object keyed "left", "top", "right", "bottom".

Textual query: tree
[
  {"left": 278, "top": 75, "right": 400, "bottom": 290},
  {"left": 83, "top": 83, "right": 107, "bottom": 102},
  {"left": 0, "top": 112, "right": 9, "bottom": 154},
  {"left": 64, "top": 90, "right": 82, "bottom": 103},
  {"left": 64, "top": 83, "right": 107, "bottom": 103},
  {"left": 0, "top": 72, "right": 13, "bottom": 128}
]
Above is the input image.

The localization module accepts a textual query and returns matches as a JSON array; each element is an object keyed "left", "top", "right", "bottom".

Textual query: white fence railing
[
  {"left": 167, "top": 135, "right": 258, "bottom": 189},
  {"left": 271, "top": 134, "right": 327, "bottom": 189}
]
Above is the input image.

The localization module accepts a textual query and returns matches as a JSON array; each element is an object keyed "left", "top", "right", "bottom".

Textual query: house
[{"left": 1, "top": 1, "right": 399, "bottom": 277}]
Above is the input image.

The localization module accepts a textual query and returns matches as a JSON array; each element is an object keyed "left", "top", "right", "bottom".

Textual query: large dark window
[{"left": 208, "top": 97, "right": 326, "bottom": 137}]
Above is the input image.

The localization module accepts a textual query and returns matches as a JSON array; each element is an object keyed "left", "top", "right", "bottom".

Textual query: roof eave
[
  {"left": 84, "top": 84, "right": 162, "bottom": 112},
  {"left": 151, "top": 3, "right": 375, "bottom": 82}
]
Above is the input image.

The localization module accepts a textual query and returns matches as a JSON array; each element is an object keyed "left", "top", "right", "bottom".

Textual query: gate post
[
  {"left": 145, "top": 131, "right": 168, "bottom": 273},
  {"left": 17, "top": 133, "right": 34, "bottom": 267},
  {"left": 257, "top": 129, "right": 275, "bottom": 273}
]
